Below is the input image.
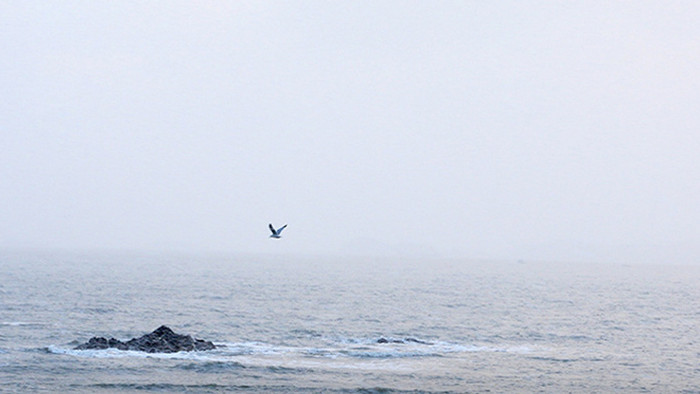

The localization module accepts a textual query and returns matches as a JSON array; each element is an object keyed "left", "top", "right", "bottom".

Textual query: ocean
[{"left": 1, "top": 251, "right": 699, "bottom": 393}]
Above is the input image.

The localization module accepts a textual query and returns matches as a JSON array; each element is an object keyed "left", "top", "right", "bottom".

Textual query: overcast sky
[{"left": 2, "top": 1, "right": 699, "bottom": 263}]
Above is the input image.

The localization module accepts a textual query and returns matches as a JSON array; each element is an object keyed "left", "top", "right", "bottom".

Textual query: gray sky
[{"left": 2, "top": 1, "right": 699, "bottom": 263}]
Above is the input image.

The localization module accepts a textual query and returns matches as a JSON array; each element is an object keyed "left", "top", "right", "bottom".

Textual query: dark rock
[
  {"left": 377, "top": 337, "right": 433, "bottom": 345},
  {"left": 377, "top": 337, "right": 406, "bottom": 344},
  {"left": 75, "top": 325, "right": 216, "bottom": 353}
]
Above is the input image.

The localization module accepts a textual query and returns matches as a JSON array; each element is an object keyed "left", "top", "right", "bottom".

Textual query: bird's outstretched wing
[
  {"left": 276, "top": 224, "right": 287, "bottom": 234},
  {"left": 269, "top": 223, "right": 276, "bottom": 235}
]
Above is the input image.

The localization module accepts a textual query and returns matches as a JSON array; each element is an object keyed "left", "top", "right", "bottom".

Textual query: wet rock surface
[
  {"left": 75, "top": 325, "right": 216, "bottom": 353},
  {"left": 376, "top": 337, "right": 433, "bottom": 345}
]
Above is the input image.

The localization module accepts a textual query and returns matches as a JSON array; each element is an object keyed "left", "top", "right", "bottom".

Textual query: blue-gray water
[{"left": 1, "top": 251, "right": 699, "bottom": 392}]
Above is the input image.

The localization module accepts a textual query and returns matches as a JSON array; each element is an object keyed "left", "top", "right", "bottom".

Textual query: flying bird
[{"left": 268, "top": 223, "right": 287, "bottom": 239}]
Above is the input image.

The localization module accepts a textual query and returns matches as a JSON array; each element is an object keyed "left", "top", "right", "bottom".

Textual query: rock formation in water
[{"left": 75, "top": 325, "right": 216, "bottom": 353}]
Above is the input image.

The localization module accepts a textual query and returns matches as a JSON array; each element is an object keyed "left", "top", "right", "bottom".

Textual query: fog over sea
[{"left": 1, "top": 250, "right": 699, "bottom": 393}]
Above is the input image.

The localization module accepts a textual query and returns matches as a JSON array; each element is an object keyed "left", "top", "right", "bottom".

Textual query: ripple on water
[{"left": 176, "top": 361, "right": 246, "bottom": 373}]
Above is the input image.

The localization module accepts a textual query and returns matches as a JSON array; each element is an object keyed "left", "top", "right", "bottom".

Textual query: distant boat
[{"left": 268, "top": 223, "right": 287, "bottom": 239}]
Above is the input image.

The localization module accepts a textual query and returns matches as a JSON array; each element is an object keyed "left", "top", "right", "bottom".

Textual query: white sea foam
[
  {"left": 47, "top": 338, "right": 534, "bottom": 363},
  {"left": 218, "top": 341, "right": 292, "bottom": 356},
  {"left": 47, "top": 345, "right": 236, "bottom": 362},
  {"left": 317, "top": 336, "right": 536, "bottom": 358}
]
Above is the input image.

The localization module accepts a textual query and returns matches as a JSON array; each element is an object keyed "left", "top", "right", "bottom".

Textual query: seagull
[{"left": 268, "top": 223, "right": 287, "bottom": 239}]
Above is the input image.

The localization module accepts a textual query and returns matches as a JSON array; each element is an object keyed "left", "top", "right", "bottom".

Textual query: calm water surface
[{"left": 1, "top": 251, "right": 699, "bottom": 392}]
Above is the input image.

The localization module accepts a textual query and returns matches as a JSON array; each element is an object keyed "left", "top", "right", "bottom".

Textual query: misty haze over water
[{"left": 2, "top": 2, "right": 700, "bottom": 264}]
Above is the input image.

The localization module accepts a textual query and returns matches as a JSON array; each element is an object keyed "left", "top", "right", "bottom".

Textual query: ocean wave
[
  {"left": 76, "top": 383, "right": 358, "bottom": 393},
  {"left": 339, "top": 387, "right": 433, "bottom": 393},
  {"left": 0, "top": 322, "right": 46, "bottom": 327},
  {"left": 338, "top": 350, "right": 444, "bottom": 359},
  {"left": 326, "top": 336, "right": 534, "bottom": 356},
  {"left": 529, "top": 355, "right": 609, "bottom": 363},
  {"left": 77, "top": 383, "right": 253, "bottom": 392},
  {"left": 47, "top": 336, "right": 537, "bottom": 363},
  {"left": 46, "top": 345, "right": 225, "bottom": 361},
  {"left": 330, "top": 335, "right": 435, "bottom": 346},
  {"left": 219, "top": 337, "right": 536, "bottom": 360},
  {"left": 218, "top": 341, "right": 294, "bottom": 356},
  {"left": 519, "top": 331, "right": 598, "bottom": 342},
  {"left": 176, "top": 360, "right": 246, "bottom": 372}
]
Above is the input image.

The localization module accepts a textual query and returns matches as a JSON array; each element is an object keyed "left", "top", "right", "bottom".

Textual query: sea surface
[{"left": 1, "top": 251, "right": 699, "bottom": 393}]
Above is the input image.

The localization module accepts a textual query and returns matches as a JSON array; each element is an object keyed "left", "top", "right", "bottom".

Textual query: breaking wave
[{"left": 47, "top": 335, "right": 535, "bottom": 363}]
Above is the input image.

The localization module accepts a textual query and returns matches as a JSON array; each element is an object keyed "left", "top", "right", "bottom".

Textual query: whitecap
[
  {"left": 46, "top": 345, "right": 226, "bottom": 362},
  {"left": 217, "top": 341, "right": 293, "bottom": 356}
]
